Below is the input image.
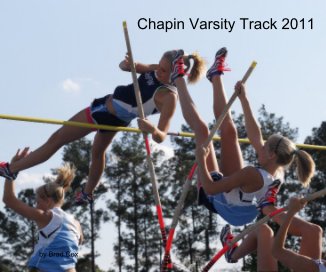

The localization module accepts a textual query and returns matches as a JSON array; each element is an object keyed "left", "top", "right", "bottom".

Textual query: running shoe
[
  {"left": 75, "top": 187, "right": 94, "bottom": 205},
  {"left": 206, "top": 47, "right": 230, "bottom": 81},
  {"left": 170, "top": 49, "right": 185, "bottom": 83},
  {"left": 0, "top": 162, "right": 17, "bottom": 180},
  {"left": 220, "top": 224, "right": 238, "bottom": 263}
]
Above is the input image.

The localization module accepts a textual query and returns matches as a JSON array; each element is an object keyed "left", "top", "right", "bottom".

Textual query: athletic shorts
[
  {"left": 198, "top": 171, "right": 258, "bottom": 226},
  {"left": 314, "top": 259, "right": 326, "bottom": 272},
  {"left": 86, "top": 95, "right": 130, "bottom": 133}
]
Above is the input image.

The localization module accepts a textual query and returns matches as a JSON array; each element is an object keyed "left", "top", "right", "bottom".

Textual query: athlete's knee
[
  {"left": 220, "top": 120, "right": 238, "bottom": 139},
  {"left": 257, "top": 224, "right": 273, "bottom": 239},
  {"left": 307, "top": 223, "right": 323, "bottom": 239},
  {"left": 194, "top": 120, "right": 209, "bottom": 138}
]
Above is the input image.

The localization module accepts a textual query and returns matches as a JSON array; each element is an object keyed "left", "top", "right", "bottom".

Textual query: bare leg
[
  {"left": 286, "top": 216, "right": 323, "bottom": 259},
  {"left": 232, "top": 224, "right": 277, "bottom": 271},
  {"left": 211, "top": 75, "right": 243, "bottom": 175},
  {"left": 256, "top": 224, "right": 277, "bottom": 271},
  {"left": 84, "top": 131, "right": 117, "bottom": 195},
  {"left": 9, "top": 109, "right": 93, "bottom": 172},
  {"left": 174, "top": 78, "right": 218, "bottom": 172},
  {"left": 231, "top": 230, "right": 257, "bottom": 260}
]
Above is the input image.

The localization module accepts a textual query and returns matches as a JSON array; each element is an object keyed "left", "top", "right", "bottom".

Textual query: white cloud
[
  {"left": 15, "top": 171, "right": 54, "bottom": 191},
  {"left": 149, "top": 140, "right": 175, "bottom": 159},
  {"left": 62, "top": 78, "right": 81, "bottom": 94}
]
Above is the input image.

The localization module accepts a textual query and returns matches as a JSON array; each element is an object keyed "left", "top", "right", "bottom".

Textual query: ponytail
[
  {"left": 54, "top": 162, "right": 76, "bottom": 192},
  {"left": 184, "top": 52, "right": 206, "bottom": 84},
  {"left": 294, "top": 149, "right": 315, "bottom": 187},
  {"left": 267, "top": 134, "right": 315, "bottom": 187},
  {"left": 37, "top": 163, "right": 76, "bottom": 204},
  {"left": 163, "top": 50, "right": 206, "bottom": 84}
]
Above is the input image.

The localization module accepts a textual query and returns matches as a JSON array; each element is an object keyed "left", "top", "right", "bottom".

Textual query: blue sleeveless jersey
[
  {"left": 199, "top": 169, "right": 283, "bottom": 226},
  {"left": 28, "top": 207, "right": 80, "bottom": 271}
]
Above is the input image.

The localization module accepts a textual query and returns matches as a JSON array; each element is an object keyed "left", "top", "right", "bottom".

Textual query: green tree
[
  {"left": 0, "top": 189, "right": 36, "bottom": 271},
  {"left": 106, "top": 132, "right": 164, "bottom": 271},
  {"left": 162, "top": 124, "right": 220, "bottom": 269},
  {"left": 304, "top": 122, "right": 326, "bottom": 249}
]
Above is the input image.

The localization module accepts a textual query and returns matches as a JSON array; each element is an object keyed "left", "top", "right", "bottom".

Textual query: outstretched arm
[
  {"left": 2, "top": 149, "right": 52, "bottom": 228},
  {"left": 271, "top": 198, "right": 318, "bottom": 272},
  {"left": 119, "top": 53, "right": 158, "bottom": 73},
  {"left": 236, "top": 81, "right": 264, "bottom": 154}
]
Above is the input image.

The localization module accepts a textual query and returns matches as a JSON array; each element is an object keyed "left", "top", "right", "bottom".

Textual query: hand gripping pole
[
  {"left": 162, "top": 61, "right": 257, "bottom": 271},
  {"left": 122, "top": 21, "right": 173, "bottom": 269}
]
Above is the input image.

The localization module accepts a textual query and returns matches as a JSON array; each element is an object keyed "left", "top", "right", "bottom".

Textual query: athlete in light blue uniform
[
  {"left": 198, "top": 168, "right": 283, "bottom": 226},
  {"left": 171, "top": 48, "right": 321, "bottom": 271},
  {"left": 2, "top": 149, "right": 82, "bottom": 272}
]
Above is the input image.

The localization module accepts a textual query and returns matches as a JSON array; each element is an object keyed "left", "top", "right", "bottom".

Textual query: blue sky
[{"left": 1, "top": 0, "right": 326, "bottom": 270}]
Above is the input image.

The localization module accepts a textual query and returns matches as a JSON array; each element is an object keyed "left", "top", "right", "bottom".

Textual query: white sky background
[{"left": 0, "top": 0, "right": 326, "bottom": 270}]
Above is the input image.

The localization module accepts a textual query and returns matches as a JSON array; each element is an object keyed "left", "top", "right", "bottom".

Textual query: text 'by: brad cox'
[{"left": 137, "top": 18, "right": 314, "bottom": 33}]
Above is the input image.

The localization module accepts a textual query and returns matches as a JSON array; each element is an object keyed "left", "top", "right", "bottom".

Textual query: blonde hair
[
  {"left": 163, "top": 50, "right": 206, "bottom": 84},
  {"left": 267, "top": 134, "right": 315, "bottom": 187},
  {"left": 36, "top": 163, "right": 76, "bottom": 204}
]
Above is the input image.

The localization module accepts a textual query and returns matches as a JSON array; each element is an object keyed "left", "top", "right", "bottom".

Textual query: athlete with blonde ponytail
[
  {"left": 169, "top": 47, "right": 321, "bottom": 270},
  {"left": 2, "top": 148, "right": 83, "bottom": 272}
]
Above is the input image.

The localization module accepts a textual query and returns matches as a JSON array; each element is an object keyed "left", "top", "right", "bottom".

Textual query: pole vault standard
[
  {"left": 162, "top": 61, "right": 257, "bottom": 271},
  {"left": 1, "top": 114, "right": 326, "bottom": 151},
  {"left": 122, "top": 21, "right": 173, "bottom": 269},
  {"left": 201, "top": 187, "right": 326, "bottom": 271}
]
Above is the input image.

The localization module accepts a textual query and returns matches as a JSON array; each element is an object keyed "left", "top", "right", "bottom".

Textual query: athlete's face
[
  {"left": 35, "top": 193, "right": 49, "bottom": 210},
  {"left": 156, "top": 57, "right": 171, "bottom": 84},
  {"left": 258, "top": 142, "right": 275, "bottom": 166}
]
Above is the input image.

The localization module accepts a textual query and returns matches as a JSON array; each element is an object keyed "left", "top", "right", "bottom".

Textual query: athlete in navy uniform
[{"left": 0, "top": 50, "right": 206, "bottom": 205}]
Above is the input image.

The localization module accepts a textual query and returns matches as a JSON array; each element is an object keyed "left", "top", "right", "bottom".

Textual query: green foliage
[
  {"left": 0, "top": 189, "right": 36, "bottom": 271},
  {"left": 0, "top": 110, "right": 324, "bottom": 272},
  {"left": 304, "top": 122, "right": 326, "bottom": 245},
  {"left": 106, "top": 132, "right": 163, "bottom": 271}
]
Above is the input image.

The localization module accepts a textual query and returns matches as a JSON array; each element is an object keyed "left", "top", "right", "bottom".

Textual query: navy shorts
[
  {"left": 198, "top": 171, "right": 258, "bottom": 226},
  {"left": 198, "top": 171, "right": 223, "bottom": 213},
  {"left": 87, "top": 95, "right": 130, "bottom": 133}
]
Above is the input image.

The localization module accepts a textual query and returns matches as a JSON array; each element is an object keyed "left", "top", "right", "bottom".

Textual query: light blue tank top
[{"left": 28, "top": 207, "right": 80, "bottom": 271}]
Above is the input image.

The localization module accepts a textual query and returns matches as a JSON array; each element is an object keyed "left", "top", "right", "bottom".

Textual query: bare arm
[
  {"left": 236, "top": 81, "right": 264, "bottom": 153},
  {"left": 2, "top": 149, "right": 52, "bottom": 228},
  {"left": 271, "top": 198, "right": 318, "bottom": 272},
  {"left": 3, "top": 178, "right": 51, "bottom": 228},
  {"left": 196, "top": 146, "right": 261, "bottom": 195},
  {"left": 75, "top": 219, "right": 84, "bottom": 245},
  {"left": 138, "top": 90, "right": 177, "bottom": 143},
  {"left": 119, "top": 53, "right": 158, "bottom": 73}
]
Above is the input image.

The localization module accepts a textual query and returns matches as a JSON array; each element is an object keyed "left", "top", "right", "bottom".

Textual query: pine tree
[
  {"left": 304, "top": 121, "right": 326, "bottom": 252},
  {"left": 106, "top": 132, "right": 164, "bottom": 271},
  {"left": 0, "top": 189, "right": 37, "bottom": 271}
]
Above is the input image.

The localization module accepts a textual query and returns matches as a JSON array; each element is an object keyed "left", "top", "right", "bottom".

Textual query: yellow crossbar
[{"left": 1, "top": 114, "right": 325, "bottom": 151}]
